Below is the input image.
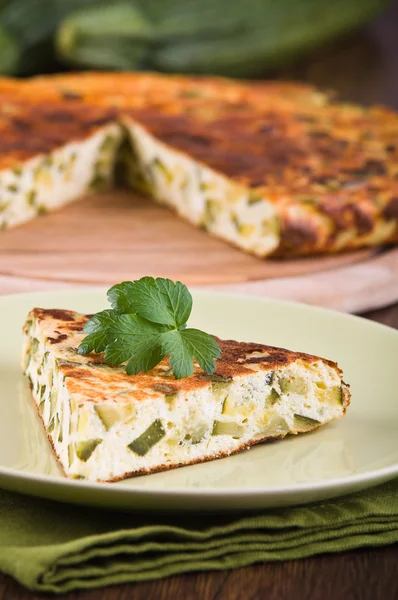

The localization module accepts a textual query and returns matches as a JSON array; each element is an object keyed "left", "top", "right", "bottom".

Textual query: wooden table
[{"left": 1, "top": 1, "right": 398, "bottom": 598}]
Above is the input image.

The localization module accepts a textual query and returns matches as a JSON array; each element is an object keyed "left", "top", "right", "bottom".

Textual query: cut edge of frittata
[
  {"left": 22, "top": 308, "right": 350, "bottom": 483},
  {"left": 0, "top": 123, "right": 122, "bottom": 230},
  {"left": 122, "top": 118, "right": 281, "bottom": 258}
]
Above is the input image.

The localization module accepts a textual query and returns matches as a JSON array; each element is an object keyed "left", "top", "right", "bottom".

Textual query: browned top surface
[
  {"left": 0, "top": 93, "right": 117, "bottom": 167},
  {"left": 122, "top": 86, "right": 398, "bottom": 254},
  {"left": 30, "top": 307, "right": 340, "bottom": 404},
  {"left": 1, "top": 71, "right": 397, "bottom": 255}
]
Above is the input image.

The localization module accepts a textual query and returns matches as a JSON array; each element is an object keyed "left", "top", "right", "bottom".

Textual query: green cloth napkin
[{"left": 1, "top": 480, "right": 398, "bottom": 594}]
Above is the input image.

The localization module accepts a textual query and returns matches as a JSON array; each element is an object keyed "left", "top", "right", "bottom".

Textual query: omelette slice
[
  {"left": 22, "top": 308, "right": 350, "bottom": 482},
  {"left": 0, "top": 94, "right": 121, "bottom": 229}
]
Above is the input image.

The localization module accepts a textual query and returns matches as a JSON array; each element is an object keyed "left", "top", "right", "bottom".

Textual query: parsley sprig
[{"left": 78, "top": 277, "right": 221, "bottom": 379}]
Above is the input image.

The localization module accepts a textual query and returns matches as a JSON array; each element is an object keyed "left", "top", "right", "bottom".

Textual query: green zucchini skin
[
  {"left": 56, "top": 0, "right": 385, "bottom": 76},
  {"left": 151, "top": 0, "right": 385, "bottom": 76},
  {"left": 0, "top": 24, "right": 20, "bottom": 75},
  {"left": 0, "top": 0, "right": 388, "bottom": 76}
]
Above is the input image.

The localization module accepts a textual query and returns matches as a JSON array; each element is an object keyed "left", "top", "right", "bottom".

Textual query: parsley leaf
[
  {"left": 125, "top": 341, "right": 164, "bottom": 376},
  {"left": 108, "top": 277, "right": 192, "bottom": 327},
  {"left": 77, "top": 310, "right": 119, "bottom": 355},
  {"left": 78, "top": 277, "right": 221, "bottom": 379},
  {"left": 161, "top": 329, "right": 221, "bottom": 379},
  {"left": 107, "top": 281, "right": 136, "bottom": 315},
  {"left": 104, "top": 314, "right": 167, "bottom": 366}
]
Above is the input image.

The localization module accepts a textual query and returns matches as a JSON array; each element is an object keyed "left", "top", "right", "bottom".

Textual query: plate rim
[{"left": 0, "top": 286, "right": 397, "bottom": 507}]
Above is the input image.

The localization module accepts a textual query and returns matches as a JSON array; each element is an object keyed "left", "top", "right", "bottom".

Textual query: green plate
[{"left": 0, "top": 289, "right": 397, "bottom": 512}]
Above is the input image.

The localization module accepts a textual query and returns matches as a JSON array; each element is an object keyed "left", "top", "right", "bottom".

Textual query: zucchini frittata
[
  {"left": 1, "top": 71, "right": 398, "bottom": 256},
  {"left": 22, "top": 307, "right": 350, "bottom": 482},
  {"left": 0, "top": 92, "right": 121, "bottom": 228}
]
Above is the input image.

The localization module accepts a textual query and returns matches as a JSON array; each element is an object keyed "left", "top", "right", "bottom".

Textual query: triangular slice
[
  {"left": 22, "top": 308, "right": 350, "bottom": 482},
  {"left": 0, "top": 91, "right": 122, "bottom": 229}
]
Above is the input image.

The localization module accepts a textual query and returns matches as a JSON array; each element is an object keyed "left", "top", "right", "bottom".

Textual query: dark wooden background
[{"left": 1, "top": 1, "right": 398, "bottom": 598}]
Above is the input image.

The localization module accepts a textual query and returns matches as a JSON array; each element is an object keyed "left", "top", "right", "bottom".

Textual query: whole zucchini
[
  {"left": 0, "top": 24, "right": 20, "bottom": 75},
  {"left": 0, "top": 0, "right": 101, "bottom": 74},
  {"left": 152, "top": 0, "right": 386, "bottom": 76},
  {"left": 55, "top": 0, "right": 387, "bottom": 76},
  {"left": 58, "top": 3, "right": 152, "bottom": 70}
]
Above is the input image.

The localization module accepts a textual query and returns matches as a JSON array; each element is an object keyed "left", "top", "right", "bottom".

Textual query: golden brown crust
[
  {"left": 0, "top": 93, "right": 117, "bottom": 168},
  {"left": 2, "top": 71, "right": 397, "bottom": 256},
  {"left": 30, "top": 307, "right": 342, "bottom": 406}
]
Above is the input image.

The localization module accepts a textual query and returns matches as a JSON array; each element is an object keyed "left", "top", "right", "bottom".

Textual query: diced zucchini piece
[
  {"left": 39, "top": 399, "right": 45, "bottom": 412},
  {"left": 212, "top": 375, "right": 232, "bottom": 399},
  {"left": 262, "top": 216, "right": 280, "bottom": 236},
  {"left": 247, "top": 194, "right": 263, "bottom": 205},
  {"left": 203, "top": 199, "right": 222, "bottom": 228},
  {"left": 34, "top": 169, "right": 53, "bottom": 188},
  {"left": 76, "top": 439, "right": 102, "bottom": 462},
  {"left": 190, "top": 424, "right": 208, "bottom": 444},
  {"left": 256, "top": 412, "right": 290, "bottom": 438},
  {"left": 316, "top": 385, "right": 343, "bottom": 405},
  {"left": 68, "top": 443, "right": 75, "bottom": 467},
  {"left": 54, "top": 414, "right": 60, "bottom": 436},
  {"left": 94, "top": 403, "right": 134, "bottom": 431},
  {"left": 26, "top": 190, "right": 37, "bottom": 207},
  {"left": 30, "top": 338, "right": 39, "bottom": 354},
  {"left": 212, "top": 420, "right": 245, "bottom": 437},
  {"left": 24, "top": 319, "right": 33, "bottom": 332},
  {"left": 279, "top": 376, "right": 310, "bottom": 396},
  {"left": 49, "top": 390, "right": 57, "bottom": 421},
  {"left": 222, "top": 396, "right": 255, "bottom": 418},
  {"left": 239, "top": 224, "right": 256, "bottom": 237},
  {"left": 211, "top": 374, "right": 232, "bottom": 384},
  {"left": 100, "top": 134, "right": 116, "bottom": 153},
  {"left": 213, "top": 379, "right": 230, "bottom": 400},
  {"left": 42, "top": 156, "right": 53, "bottom": 168},
  {"left": 128, "top": 419, "right": 165, "bottom": 456},
  {"left": 37, "top": 205, "right": 47, "bottom": 216},
  {"left": 153, "top": 157, "right": 173, "bottom": 183},
  {"left": 184, "top": 422, "right": 208, "bottom": 445},
  {"left": 294, "top": 414, "right": 321, "bottom": 432},
  {"left": 267, "top": 388, "right": 281, "bottom": 405},
  {"left": 48, "top": 418, "right": 55, "bottom": 433},
  {"left": 221, "top": 395, "right": 230, "bottom": 414},
  {"left": 164, "top": 393, "right": 177, "bottom": 407},
  {"left": 77, "top": 406, "right": 89, "bottom": 434}
]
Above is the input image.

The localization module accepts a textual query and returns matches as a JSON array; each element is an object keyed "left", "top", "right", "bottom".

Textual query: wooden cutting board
[{"left": 0, "top": 189, "right": 397, "bottom": 313}]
